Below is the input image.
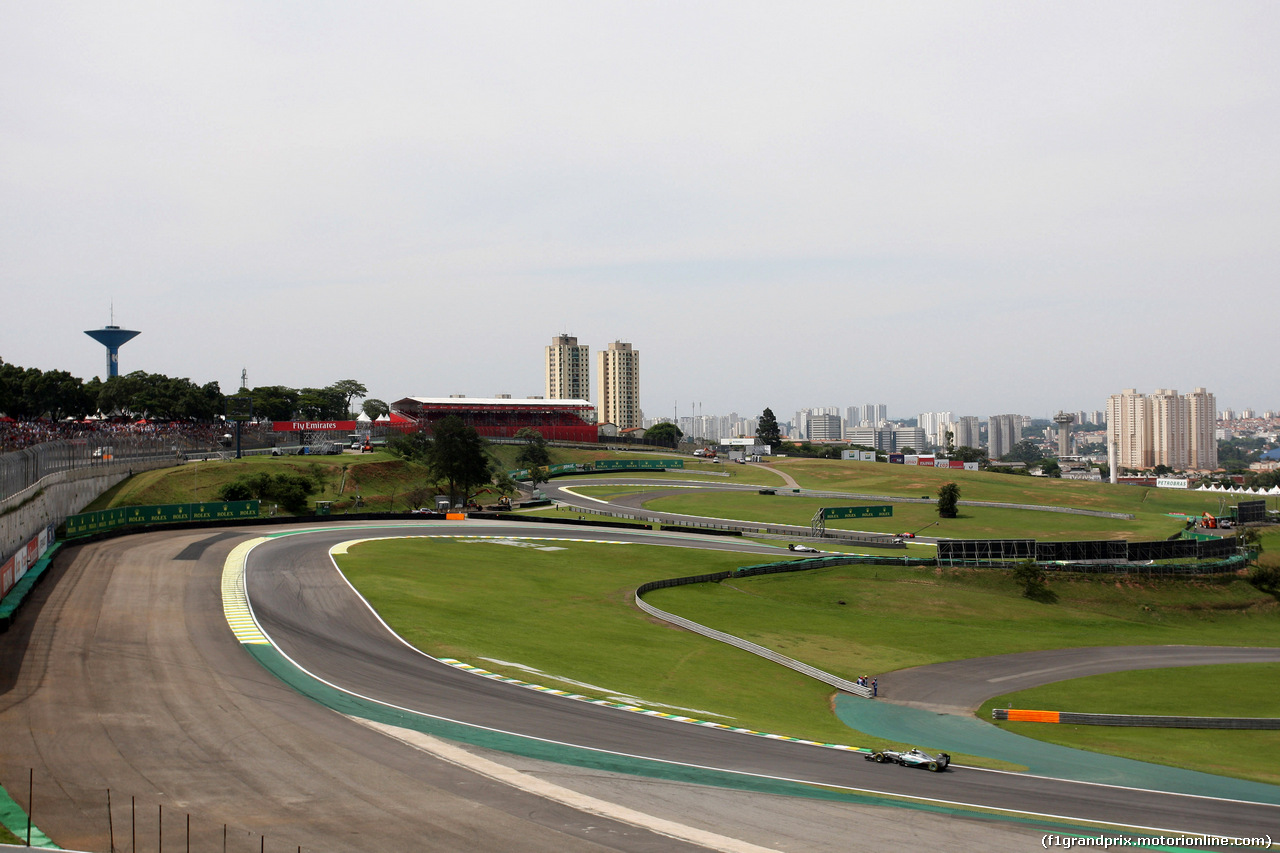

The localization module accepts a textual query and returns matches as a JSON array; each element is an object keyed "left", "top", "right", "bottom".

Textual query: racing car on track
[{"left": 864, "top": 748, "right": 950, "bottom": 772}]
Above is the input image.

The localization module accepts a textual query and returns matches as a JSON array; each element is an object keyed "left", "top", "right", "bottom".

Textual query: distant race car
[
  {"left": 899, "top": 532, "right": 916, "bottom": 538},
  {"left": 864, "top": 748, "right": 950, "bottom": 772},
  {"left": 788, "top": 543, "right": 820, "bottom": 553}
]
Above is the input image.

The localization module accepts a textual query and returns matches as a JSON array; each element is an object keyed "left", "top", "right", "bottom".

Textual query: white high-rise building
[
  {"left": 597, "top": 341, "right": 640, "bottom": 429},
  {"left": 1107, "top": 387, "right": 1216, "bottom": 473},
  {"left": 545, "top": 334, "right": 590, "bottom": 402},
  {"left": 917, "top": 411, "right": 954, "bottom": 447}
]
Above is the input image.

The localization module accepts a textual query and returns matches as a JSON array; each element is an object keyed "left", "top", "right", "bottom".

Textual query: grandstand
[{"left": 389, "top": 397, "right": 597, "bottom": 443}]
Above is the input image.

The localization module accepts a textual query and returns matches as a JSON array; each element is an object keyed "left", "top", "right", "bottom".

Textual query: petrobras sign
[
  {"left": 858, "top": 451, "right": 876, "bottom": 461},
  {"left": 272, "top": 421, "right": 358, "bottom": 432},
  {"left": 1156, "top": 478, "right": 1190, "bottom": 489}
]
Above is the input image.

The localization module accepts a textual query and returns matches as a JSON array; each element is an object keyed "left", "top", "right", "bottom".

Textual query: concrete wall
[{"left": 1, "top": 458, "right": 177, "bottom": 563}]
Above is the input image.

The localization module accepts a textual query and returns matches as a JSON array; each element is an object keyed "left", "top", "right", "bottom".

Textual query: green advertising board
[
  {"left": 65, "top": 501, "right": 260, "bottom": 537},
  {"left": 821, "top": 505, "right": 893, "bottom": 520},
  {"left": 593, "top": 459, "right": 683, "bottom": 470}
]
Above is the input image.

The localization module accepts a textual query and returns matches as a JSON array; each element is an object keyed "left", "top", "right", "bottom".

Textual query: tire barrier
[{"left": 993, "top": 709, "right": 1280, "bottom": 729}]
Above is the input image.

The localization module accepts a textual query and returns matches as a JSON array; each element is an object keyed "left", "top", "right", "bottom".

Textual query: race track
[{"left": 1, "top": 519, "right": 1277, "bottom": 851}]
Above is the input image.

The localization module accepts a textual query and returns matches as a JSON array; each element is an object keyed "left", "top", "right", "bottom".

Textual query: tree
[
  {"left": 297, "top": 387, "right": 347, "bottom": 419},
  {"left": 362, "top": 398, "right": 390, "bottom": 420},
  {"left": 1012, "top": 559, "right": 1057, "bottom": 603},
  {"left": 423, "top": 415, "right": 493, "bottom": 506},
  {"left": 1039, "top": 459, "right": 1062, "bottom": 478},
  {"left": 386, "top": 429, "right": 432, "bottom": 461},
  {"left": 936, "top": 482, "right": 960, "bottom": 518},
  {"left": 951, "top": 445, "right": 987, "bottom": 464},
  {"left": 332, "top": 379, "right": 368, "bottom": 417},
  {"left": 250, "top": 386, "right": 301, "bottom": 421},
  {"left": 514, "top": 427, "right": 551, "bottom": 469},
  {"left": 756, "top": 408, "right": 781, "bottom": 450},
  {"left": 645, "top": 422, "right": 683, "bottom": 447},
  {"left": 944, "top": 429, "right": 955, "bottom": 455},
  {"left": 1001, "top": 439, "right": 1044, "bottom": 465},
  {"left": 898, "top": 446, "right": 916, "bottom": 456}
]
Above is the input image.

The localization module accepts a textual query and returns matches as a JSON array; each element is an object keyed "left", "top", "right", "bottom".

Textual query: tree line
[{"left": 0, "top": 358, "right": 386, "bottom": 422}]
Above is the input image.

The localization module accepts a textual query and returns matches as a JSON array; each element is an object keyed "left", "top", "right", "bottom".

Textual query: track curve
[
  {"left": 1, "top": 519, "right": 1276, "bottom": 852},
  {"left": 242, "top": 520, "right": 1280, "bottom": 841}
]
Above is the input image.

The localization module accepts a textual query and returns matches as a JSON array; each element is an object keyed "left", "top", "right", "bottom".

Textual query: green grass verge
[
  {"left": 771, "top": 457, "right": 1252, "bottom": 517},
  {"left": 335, "top": 536, "right": 1279, "bottom": 777},
  {"left": 978, "top": 664, "right": 1280, "bottom": 786},
  {"left": 639, "top": 490, "right": 1200, "bottom": 541}
]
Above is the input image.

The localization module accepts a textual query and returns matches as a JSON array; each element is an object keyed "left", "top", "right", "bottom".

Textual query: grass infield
[{"left": 335, "top": 535, "right": 1280, "bottom": 777}]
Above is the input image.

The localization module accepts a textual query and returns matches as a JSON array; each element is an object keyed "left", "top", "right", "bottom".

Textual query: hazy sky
[{"left": 3, "top": 2, "right": 1277, "bottom": 422}]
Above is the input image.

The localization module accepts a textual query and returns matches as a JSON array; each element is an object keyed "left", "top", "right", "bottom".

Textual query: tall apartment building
[
  {"left": 917, "top": 411, "right": 954, "bottom": 446},
  {"left": 987, "top": 414, "right": 1022, "bottom": 460},
  {"left": 1149, "top": 389, "right": 1190, "bottom": 469},
  {"left": 1106, "top": 387, "right": 1217, "bottom": 473},
  {"left": 860, "top": 403, "right": 887, "bottom": 426},
  {"left": 597, "top": 341, "right": 640, "bottom": 429},
  {"left": 1106, "top": 389, "right": 1151, "bottom": 471},
  {"left": 1186, "top": 388, "right": 1218, "bottom": 470},
  {"left": 949, "top": 416, "right": 981, "bottom": 450},
  {"left": 545, "top": 334, "right": 590, "bottom": 401}
]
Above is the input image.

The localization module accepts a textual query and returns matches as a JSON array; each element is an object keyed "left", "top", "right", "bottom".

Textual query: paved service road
[
  {"left": 877, "top": 646, "right": 1280, "bottom": 715},
  {"left": 2, "top": 520, "right": 1277, "bottom": 852}
]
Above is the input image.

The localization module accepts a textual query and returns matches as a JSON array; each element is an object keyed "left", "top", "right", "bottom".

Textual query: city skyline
[{"left": 3, "top": 5, "right": 1278, "bottom": 419}]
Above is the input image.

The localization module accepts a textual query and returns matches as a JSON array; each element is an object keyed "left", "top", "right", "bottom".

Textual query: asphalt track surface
[{"left": 2, "top": 519, "right": 1278, "bottom": 851}]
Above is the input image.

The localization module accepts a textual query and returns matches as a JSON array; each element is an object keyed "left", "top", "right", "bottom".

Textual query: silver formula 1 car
[{"left": 864, "top": 748, "right": 950, "bottom": 772}]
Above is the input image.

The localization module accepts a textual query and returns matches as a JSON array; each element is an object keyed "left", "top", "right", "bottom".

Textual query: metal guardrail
[
  {"left": 559, "top": 501, "right": 900, "bottom": 546},
  {"left": 634, "top": 591, "right": 872, "bottom": 699},
  {"left": 634, "top": 558, "right": 875, "bottom": 698}
]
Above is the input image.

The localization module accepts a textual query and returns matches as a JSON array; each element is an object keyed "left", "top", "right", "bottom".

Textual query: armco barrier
[
  {"left": 993, "top": 709, "right": 1280, "bottom": 729},
  {"left": 635, "top": 555, "right": 880, "bottom": 698}
]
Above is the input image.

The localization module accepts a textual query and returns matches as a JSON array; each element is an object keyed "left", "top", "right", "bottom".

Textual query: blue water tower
[{"left": 84, "top": 324, "right": 141, "bottom": 378}]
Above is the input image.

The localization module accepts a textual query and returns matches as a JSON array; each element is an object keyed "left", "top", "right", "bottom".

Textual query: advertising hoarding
[
  {"left": 64, "top": 501, "right": 260, "bottom": 537},
  {"left": 271, "top": 421, "right": 358, "bottom": 432},
  {"left": 593, "top": 459, "right": 684, "bottom": 470},
  {"left": 822, "top": 505, "right": 894, "bottom": 519}
]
